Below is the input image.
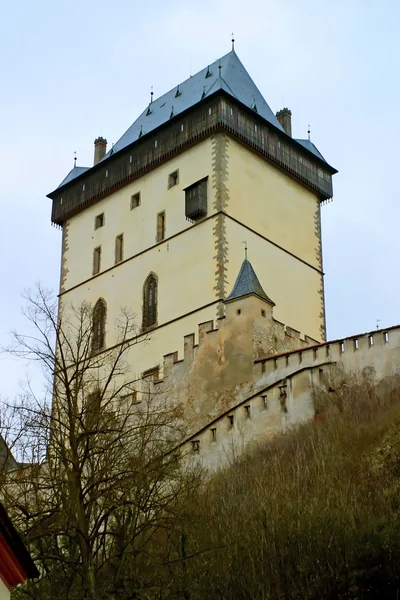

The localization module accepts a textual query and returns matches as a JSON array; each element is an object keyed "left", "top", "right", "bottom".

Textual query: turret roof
[{"left": 225, "top": 259, "right": 275, "bottom": 305}]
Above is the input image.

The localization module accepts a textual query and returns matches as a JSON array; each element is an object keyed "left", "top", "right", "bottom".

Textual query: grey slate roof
[
  {"left": 294, "top": 139, "right": 327, "bottom": 162},
  {"left": 55, "top": 50, "right": 332, "bottom": 189},
  {"left": 101, "top": 50, "right": 285, "bottom": 161},
  {"left": 57, "top": 165, "right": 89, "bottom": 189},
  {"left": 225, "top": 259, "right": 275, "bottom": 304}
]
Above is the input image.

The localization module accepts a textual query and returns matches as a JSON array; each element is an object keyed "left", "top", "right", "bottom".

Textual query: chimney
[
  {"left": 93, "top": 137, "right": 107, "bottom": 165},
  {"left": 276, "top": 108, "right": 292, "bottom": 137}
]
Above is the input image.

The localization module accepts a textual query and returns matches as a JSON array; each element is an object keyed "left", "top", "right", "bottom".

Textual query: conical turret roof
[{"left": 225, "top": 259, "right": 275, "bottom": 305}]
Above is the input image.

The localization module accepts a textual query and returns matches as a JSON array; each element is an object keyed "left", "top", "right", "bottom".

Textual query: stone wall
[{"left": 148, "top": 300, "right": 400, "bottom": 470}]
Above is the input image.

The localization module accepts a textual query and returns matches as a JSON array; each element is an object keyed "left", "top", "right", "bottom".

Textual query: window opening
[
  {"left": 156, "top": 212, "right": 166, "bottom": 242},
  {"left": 115, "top": 234, "right": 123, "bottom": 264},
  {"left": 92, "top": 299, "right": 106, "bottom": 353},
  {"left": 192, "top": 440, "right": 200, "bottom": 453},
  {"left": 211, "top": 428, "right": 217, "bottom": 443},
  {"left": 142, "top": 274, "right": 158, "bottom": 329},
  {"left": 228, "top": 415, "right": 234, "bottom": 429},
  {"left": 93, "top": 246, "right": 101, "bottom": 275},
  {"left": 131, "top": 192, "right": 141, "bottom": 209},
  {"left": 244, "top": 405, "right": 251, "bottom": 419},
  {"left": 95, "top": 213, "right": 104, "bottom": 229},
  {"left": 168, "top": 170, "right": 179, "bottom": 188}
]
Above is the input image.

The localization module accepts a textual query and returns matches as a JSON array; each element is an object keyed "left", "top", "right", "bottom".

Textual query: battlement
[
  {"left": 255, "top": 324, "right": 400, "bottom": 387},
  {"left": 156, "top": 313, "right": 318, "bottom": 383},
  {"left": 177, "top": 324, "right": 400, "bottom": 470}
]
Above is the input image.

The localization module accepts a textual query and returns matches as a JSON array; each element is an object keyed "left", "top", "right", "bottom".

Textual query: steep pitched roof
[
  {"left": 57, "top": 166, "right": 89, "bottom": 189},
  {"left": 225, "top": 259, "right": 275, "bottom": 304},
  {"left": 102, "top": 50, "right": 284, "bottom": 160}
]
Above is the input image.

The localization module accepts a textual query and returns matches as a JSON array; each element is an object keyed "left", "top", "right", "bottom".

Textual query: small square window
[
  {"left": 168, "top": 170, "right": 179, "bottom": 189},
  {"left": 131, "top": 192, "right": 141, "bottom": 209},
  {"left": 237, "top": 309, "right": 241, "bottom": 315},
  {"left": 95, "top": 213, "right": 104, "bottom": 229}
]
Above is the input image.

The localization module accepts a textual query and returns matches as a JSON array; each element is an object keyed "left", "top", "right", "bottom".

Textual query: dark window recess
[
  {"left": 95, "top": 213, "right": 104, "bottom": 229},
  {"left": 131, "top": 192, "right": 141, "bottom": 209},
  {"left": 92, "top": 298, "right": 106, "bottom": 353},
  {"left": 185, "top": 178, "right": 207, "bottom": 221},
  {"left": 142, "top": 274, "right": 158, "bottom": 329}
]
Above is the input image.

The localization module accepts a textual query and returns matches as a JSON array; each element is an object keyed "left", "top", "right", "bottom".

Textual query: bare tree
[{"left": 0, "top": 286, "right": 201, "bottom": 600}]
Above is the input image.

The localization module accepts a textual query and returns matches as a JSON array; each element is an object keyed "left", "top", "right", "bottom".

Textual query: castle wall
[{"left": 149, "top": 313, "right": 400, "bottom": 470}]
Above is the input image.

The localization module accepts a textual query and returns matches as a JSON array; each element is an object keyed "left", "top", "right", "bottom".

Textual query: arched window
[
  {"left": 142, "top": 274, "right": 158, "bottom": 330},
  {"left": 92, "top": 298, "right": 106, "bottom": 353}
]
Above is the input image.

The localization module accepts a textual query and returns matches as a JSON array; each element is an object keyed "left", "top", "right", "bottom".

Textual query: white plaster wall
[
  {"left": 225, "top": 217, "right": 324, "bottom": 342},
  {"left": 0, "top": 578, "right": 10, "bottom": 600},
  {"left": 63, "top": 138, "right": 215, "bottom": 291}
]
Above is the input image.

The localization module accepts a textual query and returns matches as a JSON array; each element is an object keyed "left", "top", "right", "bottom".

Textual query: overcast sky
[{"left": 1, "top": 0, "right": 399, "bottom": 397}]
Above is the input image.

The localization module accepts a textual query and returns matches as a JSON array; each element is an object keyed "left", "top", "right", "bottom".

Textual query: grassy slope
[{"left": 182, "top": 371, "right": 400, "bottom": 600}]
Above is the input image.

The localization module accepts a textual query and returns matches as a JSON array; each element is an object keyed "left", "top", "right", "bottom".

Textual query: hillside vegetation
[
  {"left": 176, "top": 370, "right": 400, "bottom": 599},
  {"left": 10, "top": 369, "right": 400, "bottom": 599}
]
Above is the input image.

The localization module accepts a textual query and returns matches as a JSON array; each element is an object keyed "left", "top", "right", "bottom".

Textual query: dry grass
[{"left": 178, "top": 370, "right": 400, "bottom": 599}]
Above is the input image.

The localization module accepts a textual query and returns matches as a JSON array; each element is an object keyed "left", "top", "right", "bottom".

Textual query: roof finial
[
  {"left": 231, "top": 33, "right": 235, "bottom": 50},
  {"left": 218, "top": 61, "right": 222, "bottom": 77},
  {"left": 150, "top": 85, "right": 154, "bottom": 104},
  {"left": 73, "top": 151, "right": 77, "bottom": 167},
  {"left": 376, "top": 318, "right": 381, "bottom": 330},
  {"left": 242, "top": 240, "right": 248, "bottom": 260},
  {"left": 307, "top": 124, "right": 311, "bottom": 141}
]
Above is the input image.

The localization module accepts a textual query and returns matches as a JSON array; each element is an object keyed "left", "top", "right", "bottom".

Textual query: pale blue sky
[{"left": 1, "top": 0, "right": 399, "bottom": 396}]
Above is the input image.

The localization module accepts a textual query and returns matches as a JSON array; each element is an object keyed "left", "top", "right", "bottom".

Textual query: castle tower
[{"left": 47, "top": 50, "right": 337, "bottom": 378}]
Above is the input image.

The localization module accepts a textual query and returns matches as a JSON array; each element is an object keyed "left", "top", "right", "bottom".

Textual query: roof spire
[
  {"left": 242, "top": 240, "right": 247, "bottom": 260},
  {"left": 231, "top": 32, "right": 235, "bottom": 50},
  {"left": 73, "top": 151, "right": 77, "bottom": 167},
  {"left": 150, "top": 85, "right": 154, "bottom": 104},
  {"left": 225, "top": 258, "right": 275, "bottom": 305},
  {"left": 218, "top": 61, "right": 222, "bottom": 77},
  {"left": 308, "top": 124, "right": 311, "bottom": 141}
]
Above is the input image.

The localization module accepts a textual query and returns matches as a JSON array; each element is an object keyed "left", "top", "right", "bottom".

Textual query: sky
[{"left": 1, "top": 0, "right": 399, "bottom": 397}]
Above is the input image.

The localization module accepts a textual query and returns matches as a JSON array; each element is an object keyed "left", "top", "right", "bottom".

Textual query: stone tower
[{"left": 47, "top": 49, "right": 337, "bottom": 379}]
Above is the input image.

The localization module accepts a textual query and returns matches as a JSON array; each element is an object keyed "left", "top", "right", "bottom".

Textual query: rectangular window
[
  {"left": 211, "top": 428, "right": 217, "bottom": 443},
  {"left": 115, "top": 234, "right": 123, "bottom": 264},
  {"left": 95, "top": 213, "right": 104, "bottom": 229},
  {"left": 156, "top": 211, "right": 166, "bottom": 242},
  {"left": 168, "top": 170, "right": 179, "bottom": 188},
  {"left": 228, "top": 415, "right": 234, "bottom": 429},
  {"left": 93, "top": 246, "right": 101, "bottom": 275},
  {"left": 130, "top": 192, "right": 141, "bottom": 210},
  {"left": 185, "top": 178, "right": 208, "bottom": 221},
  {"left": 191, "top": 440, "right": 200, "bottom": 453}
]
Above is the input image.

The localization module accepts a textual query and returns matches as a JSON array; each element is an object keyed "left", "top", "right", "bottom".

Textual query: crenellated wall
[
  {"left": 148, "top": 301, "right": 400, "bottom": 469},
  {"left": 150, "top": 294, "right": 319, "bottom": 439}
]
